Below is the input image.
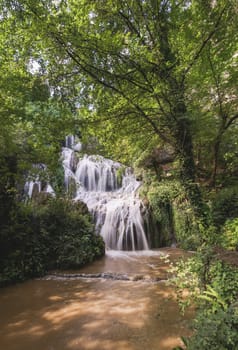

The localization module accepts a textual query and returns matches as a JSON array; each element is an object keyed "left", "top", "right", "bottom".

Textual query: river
[{"left": 0, "top": 248, "right": 193, "bottom": 350}]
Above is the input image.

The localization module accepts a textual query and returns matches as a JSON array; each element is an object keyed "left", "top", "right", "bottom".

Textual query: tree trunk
[
  {"left": 211, "top": 126, "right": 225, "bottom": 188},
  {"left": 211, "top": 137, "right": 221, "bottom": 188},
  {"left": 173, "top": 99, "right": 207, "bottom": 222}
]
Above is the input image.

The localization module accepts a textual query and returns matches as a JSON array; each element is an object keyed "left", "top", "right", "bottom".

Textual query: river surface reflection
[{"left": 0, "top": 248, "right": 193, "bottom": 350}]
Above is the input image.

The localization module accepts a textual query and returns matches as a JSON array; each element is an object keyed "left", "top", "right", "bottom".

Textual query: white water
[
  {"left": 24, "top": 163, "right": 55, "bottom": 198},
  {"left": 26, "top": 136, "right": 150, "bottom": 251},
  {"left": 62, "top": 136, "right": 150, "bottom": 251}
]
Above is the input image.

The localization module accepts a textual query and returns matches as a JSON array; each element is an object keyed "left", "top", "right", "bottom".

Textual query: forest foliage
[{"left": 1, "top": 0, "right": 237, "bottom": 199}]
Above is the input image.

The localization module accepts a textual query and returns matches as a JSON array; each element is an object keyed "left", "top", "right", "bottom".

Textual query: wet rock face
[
  {"left": 70, "top": 152, "right": 78, "bottom": 173},
  {"left": 31, "top": 182, "right": 40, "bottom": 199},
  {"left": 33, "top": 192, "right": 53, "bottom": 204},
  {"left": 144, "top": 147, "right": 175, "bottom": 167}
]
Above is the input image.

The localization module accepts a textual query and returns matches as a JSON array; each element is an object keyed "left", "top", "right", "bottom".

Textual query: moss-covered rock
[{"left": 141, "top": 178, "right": 200, "bottom": 249}]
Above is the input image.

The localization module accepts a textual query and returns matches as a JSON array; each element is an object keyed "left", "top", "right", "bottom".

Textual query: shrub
[
  {"left": 221, "top": 218, "right": 238, "bottom": 251},
  {"left": 211, "top": 186, "right": 238, "bottom": 227},
  {"left": 172, "top": 250, "right": 238, "bottom": 350},
  {"left": 0, "top": 204, "right": 49, "bottom": 285},
  {"left": 171, "top": 249, "right": 238, "bottom": 309},
  {"left": 184, "top": 302, "right": 238, "bottom": 350},
  {"left": 143, "top": 179, "right": 201, "bottom": 249},
  {"left": 0, "top": 198, "right": 105, "bottom": 286}
]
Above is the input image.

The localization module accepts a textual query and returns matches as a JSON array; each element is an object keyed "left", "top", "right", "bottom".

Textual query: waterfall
[
  {"left": 26, "top": 135, "right": 150, "bottom": 250},
  {"left": 62, "top": 137, "right": 150, "bottom": 251},
  {"left": 75, "top": 155, "right": 119, "bottom": 192},
  {"left": 24, "top": 164, "right": 55, "bottom": 199}
]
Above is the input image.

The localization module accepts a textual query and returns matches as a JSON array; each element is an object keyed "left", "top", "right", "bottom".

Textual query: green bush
[
  {"left": 172, "top": 250, "right": 238, "bottom": 350},
  {"left": 50, "top": 161, "right": 65, "bottom": 195},
  {"left": 0, "top": 198, "right": 105, "bottom": 286},
  {"left": 172, "top": 250, "right": 238, "bottom": 309},
  {"left": 184, "top": 303, "right": 238, "bottom": 350},
  {"left": 143, "top": 179, "right": 201, "bottom": 249},
  {"left": 221, "top": 218, "right": 238, "bottom": 251},
  {"left": 211, "top": 186, "right": 238, "bottom": 227},
  {"left": 209, "top": 261, "right": 238, "bottom": 306},
  {"left": 38, "top": 198, "right": 105, "bottom": 269}
]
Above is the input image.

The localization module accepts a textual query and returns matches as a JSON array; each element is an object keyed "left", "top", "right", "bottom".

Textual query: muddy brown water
[{"left": 0, "top": 248, "right": 194, "bottom": 350}]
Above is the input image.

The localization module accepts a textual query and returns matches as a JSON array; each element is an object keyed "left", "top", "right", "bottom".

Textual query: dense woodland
[{"left": 1, "top": 1, "right": 238, "bottom": 348}]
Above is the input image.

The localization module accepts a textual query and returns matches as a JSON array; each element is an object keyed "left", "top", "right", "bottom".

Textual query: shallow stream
[{"left": 0, "top": 248, "right": 193, "bottom": 350}]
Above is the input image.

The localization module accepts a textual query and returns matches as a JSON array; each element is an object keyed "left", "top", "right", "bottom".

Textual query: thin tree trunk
[{"left": 211, "top": 137, "right": 221, "bottom": 188}]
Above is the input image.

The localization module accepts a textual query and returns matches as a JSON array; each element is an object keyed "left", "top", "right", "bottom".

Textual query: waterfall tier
[
  {"left": 24, "top": 163, "right": 55, "bottom": 199},
  {"left": 75, "top": 155, "right": 120, "bottom": 192},
  {"left": 62, "top": 138, "right": 150, "bottom": 251}
]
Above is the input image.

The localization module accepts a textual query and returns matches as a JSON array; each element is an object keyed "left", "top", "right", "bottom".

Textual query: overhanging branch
[{"left": 183, "top": 6, "right": 227, "bottom": 80}]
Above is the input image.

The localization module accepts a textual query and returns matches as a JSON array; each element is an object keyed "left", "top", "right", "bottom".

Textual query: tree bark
[
  {"left": 173, "top": 98, "right": 207, "bottom": 222},
  {"left": 211, "top": 136, "right": 221, "bottom": 188}
]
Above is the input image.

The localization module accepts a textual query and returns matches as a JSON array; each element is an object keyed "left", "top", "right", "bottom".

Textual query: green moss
[
  {"left": 142, "top": 179, "right": 200, "bottom": 249},
  {"left": 116, "top": 166, "right": 126, "bottom": 188},
  {"left": 50, "top": 161, "right": 65, "bottom": 195}
]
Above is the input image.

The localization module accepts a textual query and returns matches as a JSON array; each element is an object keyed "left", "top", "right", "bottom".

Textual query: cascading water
[
  {"left": 62, "top": 136, "right": 150, "bottom": 250},
  {"left": 25, "top": 136, "right": 150, "bottom": 250},
  {"left": 24, "top": 164, "right": 55, "bottom": 198}
]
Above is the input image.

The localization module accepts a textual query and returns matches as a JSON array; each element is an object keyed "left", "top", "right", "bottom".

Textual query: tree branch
[
  {"left": 207, "top": 47, "right": 225, "bottom": 119},
  {"left": 183, "top": 6, "right": 227, "bottom": 79},
  {"left": 225, "top": 114, "right": 238, "bottom": 130}
]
